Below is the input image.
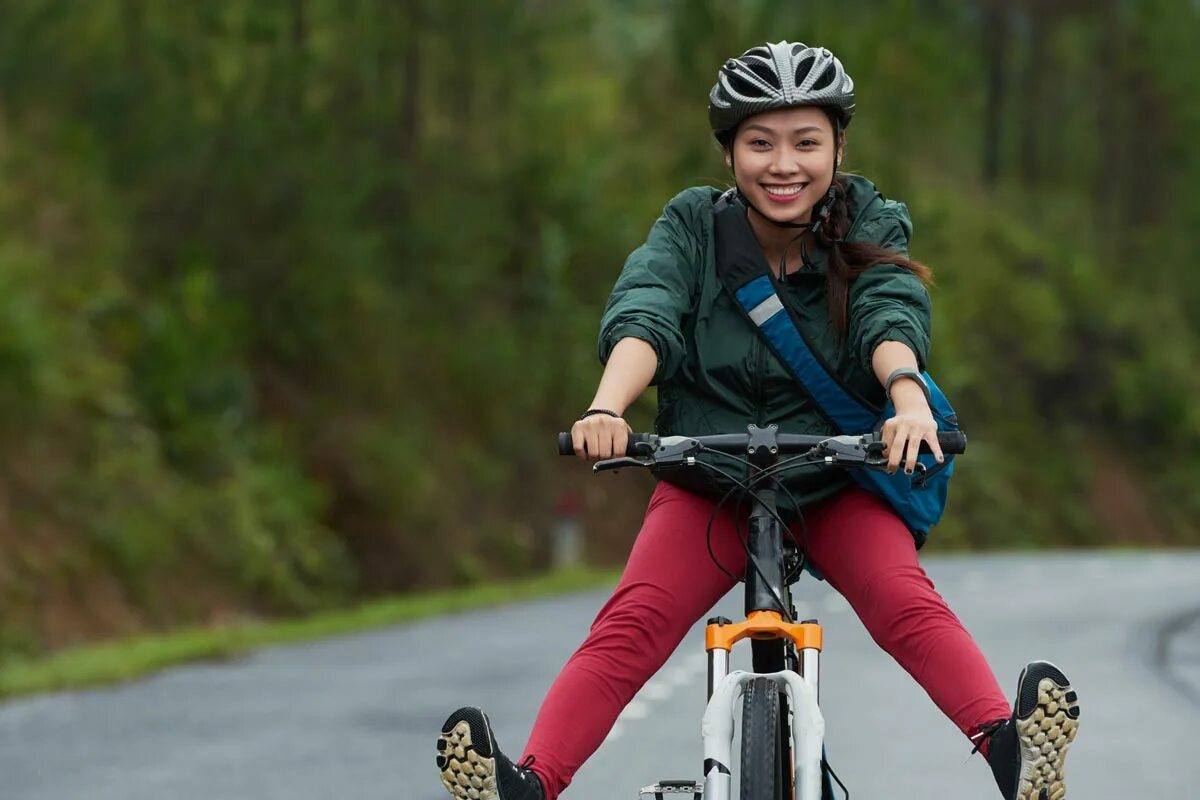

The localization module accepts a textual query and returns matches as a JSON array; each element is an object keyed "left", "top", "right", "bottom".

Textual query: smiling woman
[{"left": 434, "top": 41, "right": 1081, "bottom": 800}]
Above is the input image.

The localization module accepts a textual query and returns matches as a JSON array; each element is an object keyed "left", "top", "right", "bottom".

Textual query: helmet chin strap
[
  {"left": 736, "top": 182, "right": 838, "bottom": 233},
  {"left": 728, "top": 181, "right": 836, "bottom": 280}
]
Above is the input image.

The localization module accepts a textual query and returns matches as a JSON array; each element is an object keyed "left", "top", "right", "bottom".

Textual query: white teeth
[{"left": 764, "top": 184, "right": 805, "bottom": 196}]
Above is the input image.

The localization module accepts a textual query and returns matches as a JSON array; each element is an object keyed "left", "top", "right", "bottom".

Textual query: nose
[{"left": 768, "top": 149, "right": 802, "bottom": 176}]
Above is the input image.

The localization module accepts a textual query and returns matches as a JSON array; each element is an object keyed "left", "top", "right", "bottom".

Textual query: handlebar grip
[
  {"left": 557, "top": 432, "right": 655, "bottom": 456},
  {"left": 937, "top": 430, "right": 967, "bottom": 455}
]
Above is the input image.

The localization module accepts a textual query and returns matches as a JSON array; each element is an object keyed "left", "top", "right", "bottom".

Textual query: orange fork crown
[{"left": 705, "top": 611, "right": 823, "bottom": 653}]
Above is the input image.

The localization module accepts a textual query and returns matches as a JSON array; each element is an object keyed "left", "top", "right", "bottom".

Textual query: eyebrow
[{"left": 743, "top": 124, "right": 825, "bottom": 135}]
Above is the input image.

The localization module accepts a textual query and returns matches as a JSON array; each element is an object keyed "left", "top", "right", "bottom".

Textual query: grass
[{"left": 0, "top": 567, "right": 619, "bottom": 700}]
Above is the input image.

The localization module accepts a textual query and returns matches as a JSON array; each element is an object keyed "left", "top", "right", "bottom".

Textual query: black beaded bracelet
[{"left": 580, "top": 408, "right": 620, "bottom": 420}]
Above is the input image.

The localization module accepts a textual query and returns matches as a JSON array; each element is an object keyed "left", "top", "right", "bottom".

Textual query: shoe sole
[
  {"left": 437, "top": 708, "right": 501, "bottom": 800},
  {"left": 1012, "top": 662, "right": 1080, "bottom": 800}
]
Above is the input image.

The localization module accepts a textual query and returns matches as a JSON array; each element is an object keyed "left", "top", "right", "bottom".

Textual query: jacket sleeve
[
  {"left": 597, "top": 192, "right": 702, "bottom": 384},
  {"left": 847, "top": 212, "right": 932, "bottom": 375}
]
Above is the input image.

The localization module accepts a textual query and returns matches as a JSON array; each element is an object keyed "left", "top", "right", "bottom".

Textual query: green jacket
[{"left": 598, "top": 175, "right": 932, "bottom": 512}]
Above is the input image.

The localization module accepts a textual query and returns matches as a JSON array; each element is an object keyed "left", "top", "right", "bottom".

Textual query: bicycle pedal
[{"left": 638, "top": 779, "right": 703, "bottom": 799}]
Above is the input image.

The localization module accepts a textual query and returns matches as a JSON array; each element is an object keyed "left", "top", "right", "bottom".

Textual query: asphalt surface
[{"left": 1, "top": 551, "right": 1198, "bottom": 799}]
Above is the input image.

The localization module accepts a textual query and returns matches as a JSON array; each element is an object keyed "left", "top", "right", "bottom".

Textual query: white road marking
[
  {"left": 821, "top": 594, "right": 849, "bottom": 614},
  {"left": 640, "top": 680, "right": 674, "bottom": 701},
  {"left": 603, "top": 652, "right": 711, "bottom": 746},
  {"left": 663, "top": 666, "right": 694, "bottom": 687},
  {"left": 619, "top": 699, "right": 649, "bottom": 720}
]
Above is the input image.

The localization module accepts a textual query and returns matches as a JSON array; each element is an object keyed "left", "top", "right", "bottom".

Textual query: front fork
[{"left": 704, "top": 615, "right": 823, "bottom": 800}]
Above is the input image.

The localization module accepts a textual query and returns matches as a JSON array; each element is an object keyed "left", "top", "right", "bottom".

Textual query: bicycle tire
[{"left": 740, "top": 677, "right": 786, "bottom": 800}]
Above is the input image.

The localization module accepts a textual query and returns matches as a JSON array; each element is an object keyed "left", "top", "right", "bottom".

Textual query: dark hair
[{"left": 817, "top": 177, "right": 933, "bottom": 339}]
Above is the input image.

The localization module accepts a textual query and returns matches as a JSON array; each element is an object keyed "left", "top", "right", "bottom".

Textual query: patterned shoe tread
[
  {"left": 1013, "top": 662, "right": 1080, "bottom": 800},
  {"left": 437, "top": 708, "right": 500, "bottom": 800}
]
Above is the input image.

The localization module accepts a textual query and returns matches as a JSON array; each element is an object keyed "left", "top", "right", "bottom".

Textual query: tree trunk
[
  {"left": 1019, "top": 8, "right": 1046, "bottom": 187},
  {"left": 981, "top": 0, "right": 1009, "bottom": 188},
  {"left": 399, "top": 0, "right": 422, "bottom": 161},
  {"left": 289, "top": 0, "right": 308, "bottom": 116}
]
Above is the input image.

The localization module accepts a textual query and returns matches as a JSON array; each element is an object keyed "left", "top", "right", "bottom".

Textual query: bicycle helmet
[{"left": 709, "top": 41, "right": 856, "bottom": 144}]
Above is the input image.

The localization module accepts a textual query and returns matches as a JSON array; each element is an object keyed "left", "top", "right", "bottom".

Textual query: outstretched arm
[{"left": 570, "top": 337, "right": 657, "bottom": 461}]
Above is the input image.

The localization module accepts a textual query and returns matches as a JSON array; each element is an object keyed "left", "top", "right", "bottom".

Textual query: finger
[
  {"left": 613, "top": 423, "right": 628, "bottom": 457},
  {"left": 572, "top": 423, "right": 586, "bottom": 458},
  {"left": 928, "top": 429, "right": 945, "bottom": 463},
  {"left": 585, "top": 427, "right": 600, "bottom": 462},
  {"left": 905, "top": 432, "right": 920, "bottom": 475},
  {"left": 888, "top": 427, "right": 907, "bottom": 473},
  {"left": 596, "top": 422, "right": 614, "bottom": 459},
  {"left": 880, "top": 419, "right": 896, "bottom": 452}
]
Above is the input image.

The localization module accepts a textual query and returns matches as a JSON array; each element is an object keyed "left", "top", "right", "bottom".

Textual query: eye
[
  {"left": 749, "top": 138, "right": 771, "bottom": 149},
  {"left": 799, "top": 138, "right": 820, "bottom": 148}
]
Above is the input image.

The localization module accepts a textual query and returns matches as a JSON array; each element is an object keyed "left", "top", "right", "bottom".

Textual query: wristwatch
[{"left": 884, "top": 367, "right": 930, "bottom": 403}]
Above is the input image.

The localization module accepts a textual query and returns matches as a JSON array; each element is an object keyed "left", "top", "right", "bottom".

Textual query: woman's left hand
[{"left": 880, "top": 408, "right": 945, "bottom": 475}]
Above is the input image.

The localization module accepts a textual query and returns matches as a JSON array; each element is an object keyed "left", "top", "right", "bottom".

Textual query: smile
[{"left": 762, "top": 182, "right": 808, "bottom": 201}]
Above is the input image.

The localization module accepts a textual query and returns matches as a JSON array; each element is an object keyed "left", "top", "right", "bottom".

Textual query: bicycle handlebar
[{"left": 556, "top": 429, "right": 967, "bottom": 457}]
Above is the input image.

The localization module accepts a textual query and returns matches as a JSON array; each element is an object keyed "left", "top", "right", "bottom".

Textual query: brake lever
[
  {"left": 814, "top": 436, "right": 875, "bottom": 467},
  {"left": 858, "top": 439, "right": 930, "bottom": 479},
  {"left": 592, "top": 456, "right": 649, "bottom": 474},
  {"left": 592, "top": 436, "right": 702, "bottom": 474}
]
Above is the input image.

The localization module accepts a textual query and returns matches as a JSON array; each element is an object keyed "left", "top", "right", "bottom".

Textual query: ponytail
[{"left": 816, "top": 177, "right": 932, "bottom": 339}]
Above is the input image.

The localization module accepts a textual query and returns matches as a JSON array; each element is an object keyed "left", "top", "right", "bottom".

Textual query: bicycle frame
[{"left": 701, "top": 486, "right": 825, "bottom": 800}]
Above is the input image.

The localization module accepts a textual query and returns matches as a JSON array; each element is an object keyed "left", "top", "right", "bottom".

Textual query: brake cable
[
  {"left": 692, "top": 456, "right": 828, "bottom": 624},
  {"left": 698, "top": 445, "right": 826, "bottom": 578}
]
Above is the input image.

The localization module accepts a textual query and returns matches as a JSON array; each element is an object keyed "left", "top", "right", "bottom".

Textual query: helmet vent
[
  {"left": 810, "top": 64, "right": 836, "bottom": 92},
  {"left": 726, "top": 71, "right": 765, "bottom": 100},
  {"left": 746, "top": 60, "right": 782, "bottom": 91},
  {"left": 794, "top": 55, "right": 817, "bottom": 89}
]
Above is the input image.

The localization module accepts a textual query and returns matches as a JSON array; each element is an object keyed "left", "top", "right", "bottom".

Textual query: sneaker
[
  {"left": 976, "top": 661, "right": 1081, "bottom": 800},
  {"left": 436, "top": 707, "right": 546, "bottom": 800}
]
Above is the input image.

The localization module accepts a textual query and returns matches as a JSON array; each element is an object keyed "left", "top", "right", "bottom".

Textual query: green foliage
[
  {"left": 0, "top": 567, "right": 619, "bottom": 697},
  {"left": 0, "top": 0, "right": 1196, "bottom": 656}
]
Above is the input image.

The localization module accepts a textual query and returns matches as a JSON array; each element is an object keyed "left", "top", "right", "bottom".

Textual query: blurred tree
[{"left": 0, "top": 0, "right": 1196, "bottom": 655}]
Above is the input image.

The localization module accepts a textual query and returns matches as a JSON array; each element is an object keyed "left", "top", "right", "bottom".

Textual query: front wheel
[{"left": 740, "top": 677, "right": 788, "bottom": 800}]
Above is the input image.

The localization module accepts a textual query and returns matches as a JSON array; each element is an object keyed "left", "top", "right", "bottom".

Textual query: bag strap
[{"left": 713, "top": 190, "right": 881, "bottom": 435}]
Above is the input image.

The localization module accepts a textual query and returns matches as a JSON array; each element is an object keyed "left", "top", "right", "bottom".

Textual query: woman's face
[{"left": 728, "top": 106, "right": 843, "bottom": 226}]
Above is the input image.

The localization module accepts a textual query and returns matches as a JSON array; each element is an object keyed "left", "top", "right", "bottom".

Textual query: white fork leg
[
  {"left": 700, "top": 671, "right": 825, "bottom": 800},
  {"left": 774, "top": 670, "right": 825, "bottom": 800},
  {"left": 699, "top": 672, "right": 741, "bottom": 800}
]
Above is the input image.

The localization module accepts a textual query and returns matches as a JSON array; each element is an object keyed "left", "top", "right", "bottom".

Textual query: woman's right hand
[{"left": 570, "top": 413, "right": 632, "bottom": 461}]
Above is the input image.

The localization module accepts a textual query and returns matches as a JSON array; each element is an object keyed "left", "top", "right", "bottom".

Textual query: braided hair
[{"left": 814, "top": 176, "right": 932, "bottom": 339}]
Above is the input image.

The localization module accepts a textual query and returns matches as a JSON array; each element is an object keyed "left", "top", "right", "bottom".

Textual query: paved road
[{"left": 1, "top": 552, "right": 1198, "bottom": 799}]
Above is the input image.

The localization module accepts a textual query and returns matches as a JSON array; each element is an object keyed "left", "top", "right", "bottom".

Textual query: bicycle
[{"left": 557, "top": 423, "right": 967, "bottom": 800}]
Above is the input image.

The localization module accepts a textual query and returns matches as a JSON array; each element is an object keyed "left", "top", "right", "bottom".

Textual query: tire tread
[{"left": 740, "top": 677, "right": 784, "bottom": 800}]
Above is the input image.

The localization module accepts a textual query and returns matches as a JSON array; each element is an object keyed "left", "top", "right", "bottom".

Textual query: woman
[{"left": 435, "top": 42, "right": 1080, "bottom": 800}]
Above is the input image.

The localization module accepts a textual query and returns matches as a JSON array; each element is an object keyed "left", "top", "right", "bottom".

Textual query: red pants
[{"left": 521, "top": 482, "right": 1010, "bottom": 798}]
